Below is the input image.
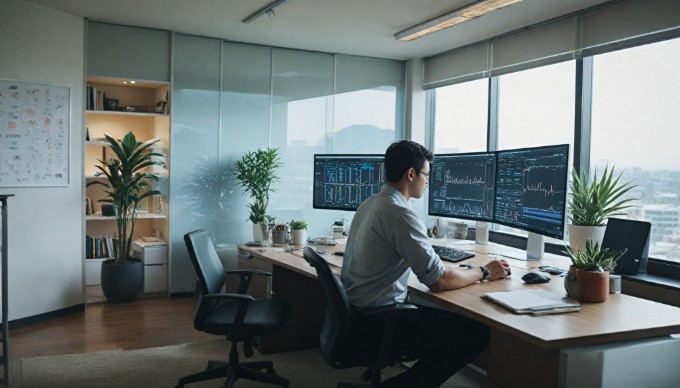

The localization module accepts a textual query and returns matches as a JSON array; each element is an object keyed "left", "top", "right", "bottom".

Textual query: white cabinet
[{"left": 134, "top": 245, "right": 168, "bottom": 293}]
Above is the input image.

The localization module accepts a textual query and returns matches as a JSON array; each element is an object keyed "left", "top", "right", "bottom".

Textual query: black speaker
[{"left": 601, "top": 218, "right": 651, "bottom": 275}]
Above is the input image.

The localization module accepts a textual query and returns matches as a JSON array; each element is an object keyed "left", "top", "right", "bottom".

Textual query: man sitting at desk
[{"left": 341, "top": 140, "right": 511, "bottom": 388}]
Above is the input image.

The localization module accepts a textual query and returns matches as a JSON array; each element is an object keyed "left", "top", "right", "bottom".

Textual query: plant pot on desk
[
  {"left": 291, "top": 229, "right": 307, "bottom": 245},
  {"left": 564, "top": 265, "right": 609, "bottom": 303}
]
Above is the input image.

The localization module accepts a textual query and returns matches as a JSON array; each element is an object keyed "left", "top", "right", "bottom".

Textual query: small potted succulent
[
  {"left": 564, "top": 238, "right": 627, "bottom": 303},
  {"left": 289, "top": 219, "right": 308, "bottom": 245}
]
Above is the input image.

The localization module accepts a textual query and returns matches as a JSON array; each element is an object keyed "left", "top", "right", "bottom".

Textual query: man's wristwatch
[{"left": 480, "top": 266, "right": 490, "bottom": 281}]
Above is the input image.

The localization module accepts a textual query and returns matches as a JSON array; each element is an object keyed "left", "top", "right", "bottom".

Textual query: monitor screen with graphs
[
  {"left": 493, "top": 144, "right": 570, "bottom": 239},
  {"left": 428, "top": 151, "right": 497, "bottom": 222},
  {"left": 312, "top": 154, "right": 386, "bottom": 211}
]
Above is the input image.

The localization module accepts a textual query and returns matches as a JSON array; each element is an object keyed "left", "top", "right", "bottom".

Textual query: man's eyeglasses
[{"left": 415, "top": 169, "right": 430, "bottom": 179}]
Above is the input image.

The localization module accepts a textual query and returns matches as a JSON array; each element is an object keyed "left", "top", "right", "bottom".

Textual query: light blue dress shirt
[{"left": 341, "top": 185, "right": 445, "bottom": 307}]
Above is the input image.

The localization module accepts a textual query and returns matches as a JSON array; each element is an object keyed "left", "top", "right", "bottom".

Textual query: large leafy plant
[
  {"left": 88, "top": 132, "right": 163, "bottom": 263},
  {"left": 567, "top": 238, "right": 627, "bottom": 272},
  {"left": 234, "top": 148, "right": 282, "bottom": 224},
  {"left": 568, "top": 165, "right": 637, "bottom": 226}
]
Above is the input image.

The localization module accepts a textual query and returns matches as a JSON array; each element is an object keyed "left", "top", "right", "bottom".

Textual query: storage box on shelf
[{"left": 84, "top": 76, "right": 170, "bottom": 291}]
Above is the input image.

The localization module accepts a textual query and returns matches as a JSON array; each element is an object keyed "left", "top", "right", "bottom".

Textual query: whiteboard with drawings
[{"left": 0, "top": 78, "right": 70, "bottom": 187}]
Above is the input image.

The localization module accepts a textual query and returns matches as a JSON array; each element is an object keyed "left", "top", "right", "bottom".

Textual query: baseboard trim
[
  {"left": 9, "top": 303, "right": 85, "bottom": 329},
  {"left": 170, "top": 292, "right": 194, "bottom": 298}
]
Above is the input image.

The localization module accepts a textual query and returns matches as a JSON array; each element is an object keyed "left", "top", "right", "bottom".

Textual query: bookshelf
[{"left": 85, "top": 76, "right": 170, "bottom": 288}]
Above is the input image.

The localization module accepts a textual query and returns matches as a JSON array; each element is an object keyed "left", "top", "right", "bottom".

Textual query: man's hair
[{"left": 384, "top": 140, "right": 434, "bottom": 183}]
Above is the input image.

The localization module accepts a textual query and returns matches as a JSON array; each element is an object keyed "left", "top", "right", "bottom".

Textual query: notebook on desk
[{"left": 482, "top": 289, "right": 581, "bottom": 315}]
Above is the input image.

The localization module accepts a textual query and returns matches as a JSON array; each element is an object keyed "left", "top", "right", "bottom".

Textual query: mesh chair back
[
  {"left": 184, "top": 230, "right": 227, "bottom": 325},
  {"left": 302, "top": 247, "right": 352, "bottom": 368}
]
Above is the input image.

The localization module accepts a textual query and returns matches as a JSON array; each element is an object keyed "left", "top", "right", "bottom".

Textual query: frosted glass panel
[
  {"left": 334, "top": 55, "right": 402, "bottom": 154},
  {"left": 269, "top": 48, "right": 334, "bottom": 237},
  {"left": 170, "top": 34, "right": 222, "bottom": 292},
  {"left": 219, "top": 42, "right": 273, "bottom": 244}
]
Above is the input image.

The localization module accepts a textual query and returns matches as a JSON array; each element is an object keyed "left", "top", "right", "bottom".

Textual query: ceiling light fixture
[
  {"left": 242, "top": 0, "right": 290, "bottom": 24},
  {"left": 394, "top": 0, "right": 523, "bottom": 41}
]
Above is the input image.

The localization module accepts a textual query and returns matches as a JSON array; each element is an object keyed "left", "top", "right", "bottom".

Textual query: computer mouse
[{"left": 522, "top": 272, "right": 551, "bottom": 284}]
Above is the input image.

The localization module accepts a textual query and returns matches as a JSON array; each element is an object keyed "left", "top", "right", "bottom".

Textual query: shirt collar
[{"left": 381, "top": 184, "right": 409, "bottom": 207}]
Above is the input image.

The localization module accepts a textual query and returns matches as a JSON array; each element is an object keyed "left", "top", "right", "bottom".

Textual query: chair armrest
[
  {"left": 225, "top": 269, "right": 272, "bottom": 294},
  {"left": 204, "top": 293, "right": 255, "bottom": 341},
  {"left": 359, "top": 303, "right": 419, "bottom": 368},
  {"left": 204, "top": 293, "right": 255, "bottom": 302},
  {"left": 360, "top": 303, "right": 418, "bottom": 321},
  {"left": 226, "top": 269, "right": 273, "bottom": 277}
]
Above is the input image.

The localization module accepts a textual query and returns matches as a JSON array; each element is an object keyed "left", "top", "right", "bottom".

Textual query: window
[
  {"left": 433, "top": 79, "right": 488, "bottom": 154},
  {"left": 590, "top": 38, "right": 680, "bottom": 264},
  {"left": 497, "top": 61, "right": 575, "bottom": 150},
  {"left": 496, "top": 61, "right": 575, "bottom": 237}
]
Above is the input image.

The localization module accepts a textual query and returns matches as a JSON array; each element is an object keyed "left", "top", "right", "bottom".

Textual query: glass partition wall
[{"left": 172, "top": 35, "right": 404, "bottom": 252}]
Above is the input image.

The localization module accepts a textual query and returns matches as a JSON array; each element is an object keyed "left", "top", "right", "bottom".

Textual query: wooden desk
[{"left": 240, "top": 240, "right": 680, "bottom": 387}]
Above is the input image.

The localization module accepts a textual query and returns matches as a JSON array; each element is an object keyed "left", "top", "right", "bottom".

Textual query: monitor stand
[{"left": 526, "top": 232, "right": 544, "bottom": 260}]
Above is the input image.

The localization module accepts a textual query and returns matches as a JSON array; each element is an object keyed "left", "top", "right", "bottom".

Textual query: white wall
[{"left": 0, "top": 0, "right": 84, "bottom": 319}]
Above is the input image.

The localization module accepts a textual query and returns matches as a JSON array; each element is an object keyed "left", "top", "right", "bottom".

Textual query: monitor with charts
[
  {"left": 312, "top": 154, "right": 385, "bottom": 211},
  {"left": 493, "top": 144, "right": 570, "bottom": 240},
  {"left": 428, "top": 151, "right": 496, "bottom": 222}
]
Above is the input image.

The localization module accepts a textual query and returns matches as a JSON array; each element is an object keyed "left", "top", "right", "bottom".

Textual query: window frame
[{"left": 427, "top": 40, "right": 680, "bottom": 280}]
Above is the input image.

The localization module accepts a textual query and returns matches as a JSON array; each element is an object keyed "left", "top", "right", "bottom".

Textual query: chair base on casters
[{"left": 176, "top": 358, "right": 289, "bottom": 388}]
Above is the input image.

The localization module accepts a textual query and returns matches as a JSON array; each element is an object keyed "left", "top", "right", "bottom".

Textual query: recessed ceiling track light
[
  {"left": 395, "top": 0, "right": 523, "bottom": 41},
  {"left": 242, "top": 0, "right": 291, "bottom": 24}
]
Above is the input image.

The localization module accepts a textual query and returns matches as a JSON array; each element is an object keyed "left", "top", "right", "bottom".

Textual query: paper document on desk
[{"left": 482, "top": 289, "right": 581, "bottom": 315}]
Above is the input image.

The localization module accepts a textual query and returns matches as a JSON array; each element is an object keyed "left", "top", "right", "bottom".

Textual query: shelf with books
[
  {"left": 84, "top": 75, "right": 171, "bottom": 293},
  {"left": 86, "top": 76, "right": 169, "bottom": 115}
]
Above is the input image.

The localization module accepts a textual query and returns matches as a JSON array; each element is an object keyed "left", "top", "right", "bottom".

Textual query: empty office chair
[
  {"left": 302, "top": 246, "right": 418, "bottom": 388},
  {"left": 177, "top": 230, "right": 290, "bottom": 388}
]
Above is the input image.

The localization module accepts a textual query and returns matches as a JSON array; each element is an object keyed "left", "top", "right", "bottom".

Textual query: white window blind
[{"left": 424, "top": 0, "right": 680, "bottom": 89}]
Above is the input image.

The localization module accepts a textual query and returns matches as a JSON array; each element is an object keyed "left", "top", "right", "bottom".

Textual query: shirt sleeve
[{"left": 390, "top": 208, "right": 445, "bottom": 286}]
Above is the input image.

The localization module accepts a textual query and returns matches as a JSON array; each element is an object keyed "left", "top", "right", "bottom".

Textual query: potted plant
[
  {"left": 88, "top": 132, "right": 163, "bottom": 303},
  {"left": 272, "top": 223, "right": 289, "bottom": 245},
  {"left": 234, "top": 148, "right": 282, "bottom": 242},
  {"left": 289, "top": 219, "right": 308, "bottom": 245},
  {"left": 568, "top": 165, "right": 637, "bottom": 252},
  {"left": 564, "top": 238, "right": 627, "bottom": 303}
]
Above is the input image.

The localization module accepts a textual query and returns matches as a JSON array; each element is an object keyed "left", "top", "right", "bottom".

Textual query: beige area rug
[{"left": 21, "top": 339, "right": 498, "bottom": 387}]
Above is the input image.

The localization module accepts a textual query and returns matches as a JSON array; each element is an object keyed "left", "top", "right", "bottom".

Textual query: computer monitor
[
  {"left": 494, "top": 144, "right": 570, "bottom": 240},
  {"left": 428, "top": 151, "right": 496, "bottom": 222},
  {"left": 312, "top": 154, "right": 385, "bottom": 211}
]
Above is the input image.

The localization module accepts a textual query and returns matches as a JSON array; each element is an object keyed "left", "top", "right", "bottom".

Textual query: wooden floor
[{"left": 7, "top": 295, "right": 215, "bottom": 386}]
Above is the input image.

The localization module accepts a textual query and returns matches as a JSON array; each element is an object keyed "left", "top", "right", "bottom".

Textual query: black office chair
[
  {"left": 176, "top": 230, "right": 290, "bottom": 388},
  {"left": 302, "top": 246, "right": 418, "bottom": 388}
]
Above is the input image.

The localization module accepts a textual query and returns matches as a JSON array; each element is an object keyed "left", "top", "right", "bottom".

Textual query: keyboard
[{"left": 432, "top": 245, "right": 475, "bottom": 263}]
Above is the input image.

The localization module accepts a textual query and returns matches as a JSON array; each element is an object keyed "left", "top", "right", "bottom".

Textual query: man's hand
[{"left": 484, "top": 259, "right": 511, "bottom": 280}]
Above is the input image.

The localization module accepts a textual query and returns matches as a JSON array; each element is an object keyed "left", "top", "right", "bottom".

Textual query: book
[{"left": 481, "top": 289, "right": 581, "bottom": 315}]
